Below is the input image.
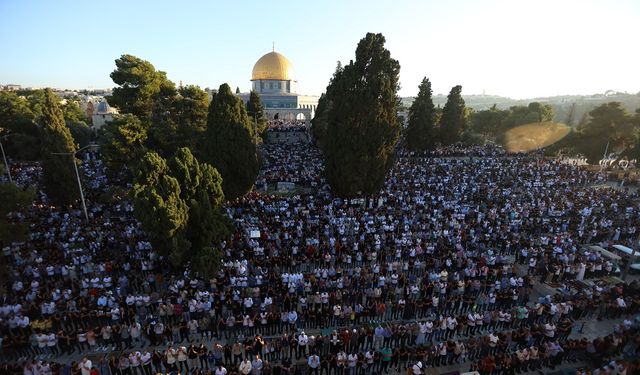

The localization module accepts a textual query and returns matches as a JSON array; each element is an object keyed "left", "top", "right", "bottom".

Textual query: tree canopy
[
  {"left": 108, "top": 54, "right": 173, "bottom": 121},
  {"left": 580, "top": 102, "right": 638, "bottom": 158},
  {"left": 200, "top": 83, "right": 259, "bottom": 200},
  {"left": 132, "top": 151, "right": 189, "bottom": 261},
  {"left": 0, "top": 180, "right": 35, "bottom": 243},
  {"left": 132, "top": 148, "right": 229, "bottom": 277},
  {"left": 439, "top": 85, "right": 467, "bottom": 145},
  {"left": 246, "top": 91, "right": 268, "bottom": 141},
  {"left": 502, "top": 102, "right": 554, "bottom": 129},
  {"left": 98, "top": 114, "right": 148, "bottom": 177},
  {"left": 40, "top": 89, "right": 79, "bottom": 206},
  {"left": 320, "top": 33, "right": 401, "bottom": 196},
  {"left": 405, "top": 77, "right": 436, "bottom": 151},
  {"left": 174, "top": 85, "right": 210, "bottom": 150}
]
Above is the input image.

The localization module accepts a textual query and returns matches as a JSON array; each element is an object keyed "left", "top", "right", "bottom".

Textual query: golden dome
[{"left": 251, "top": 51, "right": 295, "bottom": 81}]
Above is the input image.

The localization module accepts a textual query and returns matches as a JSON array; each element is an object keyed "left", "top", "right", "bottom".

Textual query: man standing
[
  {"left": 239, "top": 357, "right": 252, "bottom": 375},
  {"left": 308, "top": 353, "right": 320, "bottom": 375},
  {"left": 140, "top": 350, "right": 152, "bottom": 375},
  {"left": 129, "top": 352, "right": 142, "bottom": 375},
  {"left": 380, "top": 346, "right": 392, "bottom": 374},
  {"left": 298, "top": 331, "right": 309, "bottom": 359},
  {"left": 165, "top": 345, "right": 177, "bottom": 371},
  {"left": 251, "top": 354, "right": 263, "bottom": 375},
  {"left": 411, "top": 361, "right": 423, "bottom": 375},
  {"left": 80, "top": 356, "right": 92, "bottom": 375}
]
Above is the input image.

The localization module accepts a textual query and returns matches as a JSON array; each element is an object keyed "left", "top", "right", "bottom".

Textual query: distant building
[
  {"left": 85, "top": 101, "right": 95, "bottom": 119},
  {"left": 91, "top": 101, "right": 117, "bottom": 129},
  {"left": 2, "top": 84, "right": 21, "bottom": 91},
  {"left": 237, "top": 50, "right": 318, "bottom": 122}
]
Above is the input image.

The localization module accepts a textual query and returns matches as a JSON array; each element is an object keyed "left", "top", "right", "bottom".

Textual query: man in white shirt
[
  {"left": 412, "top": 361, "right": 423, "bottom": 375},
  {"left": 298, "top": 331, "right": 309, "bottom": 359},
  {"left": 165, "top": 346, "right": 177, "bottom": 371},
  {"left": 129, "top": 352, "right": 141, "bottom": 373},
  {"left": 80, "top": 357, "right": 92, "bottom": 375},
  {"left": 239, "top": 358, "right": 252, "bottom": 375},
  {"left": 177, "top": 345, "right": 189, "bottom": 373},
  {"left": 544, "top": 322, "right": 556, "bottom": 340},
  {"left": 364, "top": 350, "right": 374, "bottom": 373},
  {"left": 140, "top": 350, "right": 152, "bottom": 375},
  {"left": 347, "top": 352, "right": 358, "bottom": 372},
  {"left": 215, "top": 365, "right": 228, "bottom": 375},
  {"left": 130, "top": 321, "right": 142, "bottom": 347}
]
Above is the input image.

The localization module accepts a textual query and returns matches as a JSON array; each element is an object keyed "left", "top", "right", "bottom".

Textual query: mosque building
[{"left": 238, "top": 49, "right": 319, "bottom": 122}]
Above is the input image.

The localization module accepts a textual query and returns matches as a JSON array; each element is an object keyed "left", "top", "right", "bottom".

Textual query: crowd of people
[
  {"left": 266, "top": 121, "right": 307, "bottom": 133},
  {"left": 1, "top": 136, "right": 640, "bottom": 375},
  {"left": 256, "top": 142, "right": 324, "bottom": 190}
]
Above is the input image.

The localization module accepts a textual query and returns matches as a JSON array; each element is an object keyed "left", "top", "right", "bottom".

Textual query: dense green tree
[
  {"left": 470, "top": 104, "right": 509, "bottom": 136},
  {"left": 312, "top": 62, "right": 342, "bottom": 151},
  {"left": 0, "top": 91, "right": 34, "bottom": 129},
  {"left": 146, "top": 83, "right": 210, "bottom": 156},
  {"left": 311, "top": 93, "right": 331, "bottom": 149},
  {"left": 66, "top": 121, "right": 93, "bottom": 148},
  {"left": 61, "top": 100, "right": 87, "bottom": 123},
  {"left": 581, "top": 102, "right": 638, "bottom": 152},
  {"left": 108, "top": 54, "right": 172, "bottom": 121},
  {"left": 98, "top": 114, "right": 148, "bottom": 177},
  {"left": 25, "top": 90, "right": 47, "bottom": 120},
  {"left": 0, "top": 180, "right": 35, "bottom": 292},
  {"left": 168, "top": 148, "right": 230, "bottom": 269},
  {"left": 200, "top": 83, "right": 259, "bottom": 200},
  {"left": 191, "top": 246, "right": 223, "bottom": 279},
  {"left": 174, "top": 85, "right": 210, "bottom": 149},
  {"left": 147, "top": 77, "right": 179, "bottom": 154},
  {"left": 246, "top": 91, "right": 268, "bottom": 141},
  {"left": 527, "top": 102, "right": 554, "bottom": 123},
  {"left": 405, "top": 77, "right": 436, "bottom": 151},
  {"left": 40, "top": 89, "right": 78, "bottom": 205},
  {"left": 321, "top": 33, "right": 400, "bottom": 196},
  {"left": 131, "top": 148, "right": 229, "bottom": 275},
  {"left": 553, "top": 102, "right": 639, "bottom": 163},
  {"left": 132, "top": 151, "right": 189, "bottom": 263},
  {"left": 502, "top": 102, "right": 554, "bottom": 129},
  {"left": 0, "top": 181, "right": 35, "bottom": 243},
  {"left": 439, "top": 85, "right": 467, "bottom": 145},
  {"left": 0, "top": 91, "right": 41, "bottom": 160}
]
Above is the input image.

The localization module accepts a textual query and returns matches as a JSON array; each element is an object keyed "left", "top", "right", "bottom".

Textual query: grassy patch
[{"left": 502, "top": 122, "right": 571, "bottom": 153}]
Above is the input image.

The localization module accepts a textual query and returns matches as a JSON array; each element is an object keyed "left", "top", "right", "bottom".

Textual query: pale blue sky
[{"left": 1, "top": 0, "right": 638, "bottom": 98}]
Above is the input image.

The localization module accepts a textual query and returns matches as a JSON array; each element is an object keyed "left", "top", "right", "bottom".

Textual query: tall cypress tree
[
  {"left": 40, "top": 89, "right": 78, "bottom": 205},
  {"left": 312, "top": 62, "right": 343, "bottom": 150},
  {"left": 246, "top": 91, "right": 267, "bottom": 141},
  {"left": 168, "top": 147, "right": 230, "bottom": 276},
  {"left": 132, "top": 151, "right": 189, "bottom": 265},
  {"left": 98, "top": 114, "right": 148, "bottom": 177},
  {"left": 406, "top": 77, "right": 436, "bottom": 151},
  {"left": 439, "top": 85, "right": 467, "bottom": 145},
  {"left": 200, "top": 83, "right": 259, "bottom": 200},
  {"left": 322, "top": 33, "right": 400, "bottom": 196}
]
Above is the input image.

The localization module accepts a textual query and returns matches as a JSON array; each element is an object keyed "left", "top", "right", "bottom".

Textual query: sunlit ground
[{"left": 503, "top": 122, "right": 571, "bottom": 153}]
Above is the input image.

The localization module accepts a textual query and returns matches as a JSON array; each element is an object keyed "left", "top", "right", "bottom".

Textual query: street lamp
[
  {"left": 0, "top": 133, "right": 12, "bottom": 184},
  {"left": 51, "top": 144, "right": 98, "bottom": 222}
]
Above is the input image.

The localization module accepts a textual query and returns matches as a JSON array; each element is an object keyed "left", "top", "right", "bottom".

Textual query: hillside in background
[{"left": 402, "top": 91, "right": 640, "bottom": 126}]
